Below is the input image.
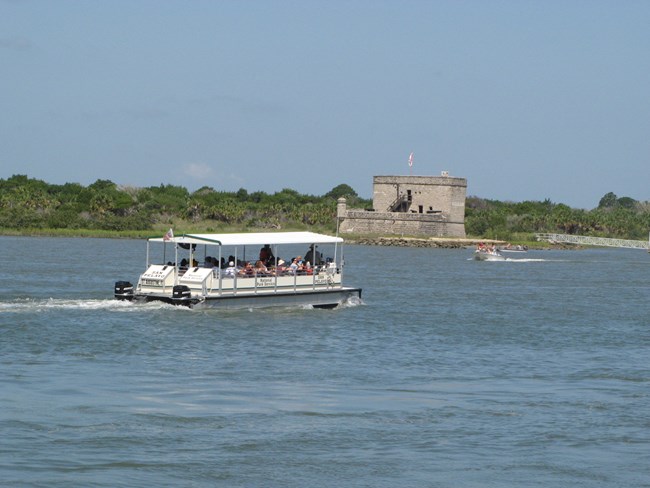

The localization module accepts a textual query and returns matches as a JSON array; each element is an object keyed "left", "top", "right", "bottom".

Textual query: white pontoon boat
[{"left": 115, "top": 231, "right": 362, "bottom": 309}]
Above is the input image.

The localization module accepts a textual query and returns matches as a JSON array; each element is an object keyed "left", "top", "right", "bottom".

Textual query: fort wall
[{"left": 338, "top": 174, "right": 467, "bottom": 238}]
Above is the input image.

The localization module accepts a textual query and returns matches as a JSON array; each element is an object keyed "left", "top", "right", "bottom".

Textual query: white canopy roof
[{"left": 149, "top": 231, "right": 343, "bottom": 247}]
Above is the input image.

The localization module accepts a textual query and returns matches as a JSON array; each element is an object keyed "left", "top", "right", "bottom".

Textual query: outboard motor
[
  {"left": 172, "top": 285, "right": 192, "bottom": 306},
  {"left": 114, "top": 281, "right": 134, "bottom": 300}
]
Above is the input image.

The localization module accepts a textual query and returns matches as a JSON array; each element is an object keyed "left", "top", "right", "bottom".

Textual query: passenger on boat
[
  {"left": 224, "top": 261, "right": 238, "bottom": 277},
  {"left": 304, "top": 245, "right": 323, "bottom": 265},
  {"left": 289, "top": 257, "right": 300, "bottom": 274},
  {"left": 223, "top": 256, "right": 236, "bottom": 269},
  {"left": 275, "top": 259, "right": 287, "bottom": 275},
  {"left": 240, "top": 261, "right": 254, "bottom": 277},
  {"left": 254, "top": 260, "right": 269, "bottom": 275},
  {"left": 259, "top": 244, "right": 275, "bottom": 266}
]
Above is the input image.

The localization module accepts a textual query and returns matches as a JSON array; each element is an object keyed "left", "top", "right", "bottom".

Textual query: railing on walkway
[
  {"left": 536, "top": 233, "right": 650, "bottom": 250},
  {"left": 388, "top": 194, "right": 410, "bottom": 212}
]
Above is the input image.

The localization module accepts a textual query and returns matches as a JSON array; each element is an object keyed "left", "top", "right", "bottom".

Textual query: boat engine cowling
[
  {"left": 114, "top": 281, "right": 134, "bottom": 300},
  {"left": 172, "top": 285, "right": 192, "bottom": 303}
]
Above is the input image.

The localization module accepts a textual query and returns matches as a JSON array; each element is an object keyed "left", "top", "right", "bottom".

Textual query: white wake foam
[{"left": 0, "top": 297, "right": 177, "bottom": 313}]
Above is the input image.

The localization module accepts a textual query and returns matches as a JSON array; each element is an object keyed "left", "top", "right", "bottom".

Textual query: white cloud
[{"left": 183, "top": 162, "right": 214, "bottom": 179}]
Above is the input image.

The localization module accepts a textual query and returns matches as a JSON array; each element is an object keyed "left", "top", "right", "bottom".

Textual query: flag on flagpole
[
  {"left": 408, "top": 152, "right": 414, "bottom": 167},
  {"left": 163, "top": 228, "right": 174, "bottom": 241}
]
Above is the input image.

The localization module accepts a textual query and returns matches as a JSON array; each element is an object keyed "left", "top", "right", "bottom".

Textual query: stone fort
[{"left": 337, "top": 173, "right": 467, "bottom": 237}]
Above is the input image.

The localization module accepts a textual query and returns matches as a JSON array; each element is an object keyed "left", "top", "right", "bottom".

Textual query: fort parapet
[{"left": 338, "top": 174, "right": 467, "bottom": 238}]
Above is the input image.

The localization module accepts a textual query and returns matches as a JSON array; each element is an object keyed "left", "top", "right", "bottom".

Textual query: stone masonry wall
[
  {"left": 372, "top": 175, "right": 467, "bottom": 223},
  {"left": 336, "top": 174, "right": 468, "bottom": 238},
  {"left": 338, "top": 210, "right": 466, "bottom": 238}
]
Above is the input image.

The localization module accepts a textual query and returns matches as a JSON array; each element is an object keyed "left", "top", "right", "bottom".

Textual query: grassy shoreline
[
  {"left": 0, "top": 228, "right": 153, "bottom": 239},
  {"left": 0, "top": 227, "right": 562, "bottom": 249}
]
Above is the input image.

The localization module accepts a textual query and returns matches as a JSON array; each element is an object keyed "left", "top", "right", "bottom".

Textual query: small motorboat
[
  {"left": 473, "top": 248, "right": 506, "bottom": 261},
  {"left": 498, "top": 244, "right": 528, "bottom": 253}
]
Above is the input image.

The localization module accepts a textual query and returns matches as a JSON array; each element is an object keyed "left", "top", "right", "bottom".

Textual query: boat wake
[
  {"left": 504, "top": 258, "right": 548, "bottom": 263},
  {"left": 338, "top": 295, "right": 365, "bottom": 308},
  {"left": 467, "top": 257, "right": 548, "bottom": 263},
  {"left": 0, "top": 297, "right": 180, "bottom": 314}
]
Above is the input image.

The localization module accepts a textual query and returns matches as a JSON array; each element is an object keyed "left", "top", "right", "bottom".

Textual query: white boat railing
[
  {"left": 140, "top": 263, "right": 342, "bottom": 298},
  {"left": 536, "top": 233, "right": 650, "bottom": 250}
]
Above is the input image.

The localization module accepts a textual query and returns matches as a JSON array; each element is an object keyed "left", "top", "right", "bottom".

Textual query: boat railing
[
  {"left": 190, "top": 265, "right": 341, "bottom": 296},
  {"left": 144, "top": 262, "right": 342, "bottom": 298}
]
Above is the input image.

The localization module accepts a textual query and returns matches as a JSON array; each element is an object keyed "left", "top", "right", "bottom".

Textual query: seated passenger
[
  {"left": 224, "top": 261, "right": 238, "bottom": 277},
  {"left": 241, "top": 261, "right": 254, "bottom": 277},
  {"left": 275, "top": 259, "right": 287, "bottom": 275},
  {"left": 254, "top": 260, "right": 269, "bottom": 275}
]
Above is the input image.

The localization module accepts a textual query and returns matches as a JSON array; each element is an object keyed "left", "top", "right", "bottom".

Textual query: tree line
[
  {"left": 0, "top": 175, "right": 370, "bottom": 233},
  {"left": 1, "top": 174, "right": 648, "bottom": 240},
  {"left": 465, "top": 192, "right": 650, "bottom": 241}
]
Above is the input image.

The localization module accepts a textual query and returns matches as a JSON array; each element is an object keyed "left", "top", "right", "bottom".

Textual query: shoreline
[
  {"left": 0, "top": 230, "right": 577, "bottom": 249},
  {"left": 346, "top": 236, "right": 505, "bottom": 249},
  {"left": 345, "top": 236, "right": 578, "bottom": 250}
]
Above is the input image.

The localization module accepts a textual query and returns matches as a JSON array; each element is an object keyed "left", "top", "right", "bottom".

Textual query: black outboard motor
[
  {"left": 114, "top": 281, "right": 134, "bottom": 300},
  {"left": 172, "top": 285, "right": 192, "bottom": 306}
]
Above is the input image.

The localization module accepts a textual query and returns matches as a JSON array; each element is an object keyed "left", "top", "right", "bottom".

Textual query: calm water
[{"left": 0, "top": 236, "right": 648, "bottom": 487}]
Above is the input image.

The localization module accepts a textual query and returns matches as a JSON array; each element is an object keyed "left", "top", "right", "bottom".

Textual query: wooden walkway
[{"left": 536, "top": 233, "right": 650, "bottom": 250}]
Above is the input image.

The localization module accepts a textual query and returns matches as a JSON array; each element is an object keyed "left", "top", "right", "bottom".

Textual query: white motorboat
[
  {"left": 498, "top": 244, "right": 528, "bottom": 253},
  {"left": 473, "top": 248, "right": 506, "bottom": 261},
  {"left": 115, "top": 231, "right": 362, "bottom": 309}
]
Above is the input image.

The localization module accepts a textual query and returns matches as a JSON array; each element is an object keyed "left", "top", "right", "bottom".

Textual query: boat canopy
[{"left": 148, "top": 231, "right": 343, "bottom": 247}]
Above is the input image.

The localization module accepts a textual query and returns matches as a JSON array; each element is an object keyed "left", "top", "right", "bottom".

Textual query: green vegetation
[
  {"left": 465, "top": 194, "right": 650, "bottom": 242},
  {"left": 0, "top": 175, "right": 372, "bottom": 237},
  {"left": 1, "top": 174, "right": 648, "bottom": 241}
]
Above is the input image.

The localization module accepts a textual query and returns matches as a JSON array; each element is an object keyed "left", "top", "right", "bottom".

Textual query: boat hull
[
  {"left": 132, "top": 287, "right": 363, "bottom": 310},
  {"left": 474, "top": 252, "right": 506, "bottom": 261}
]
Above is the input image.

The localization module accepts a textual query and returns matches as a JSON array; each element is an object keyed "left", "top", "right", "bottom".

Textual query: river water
[{"left": 0, "top": 236, "right": 648, "bottom": 487}]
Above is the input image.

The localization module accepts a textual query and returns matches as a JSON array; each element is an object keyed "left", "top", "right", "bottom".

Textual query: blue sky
[{"left": 1, "top": 0, "right": 648, "bottom": 209}]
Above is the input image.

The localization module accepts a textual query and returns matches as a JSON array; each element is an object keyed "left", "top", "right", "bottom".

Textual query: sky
[{"left": 1, "top": 0, "right": 649, "bottom": 209}]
